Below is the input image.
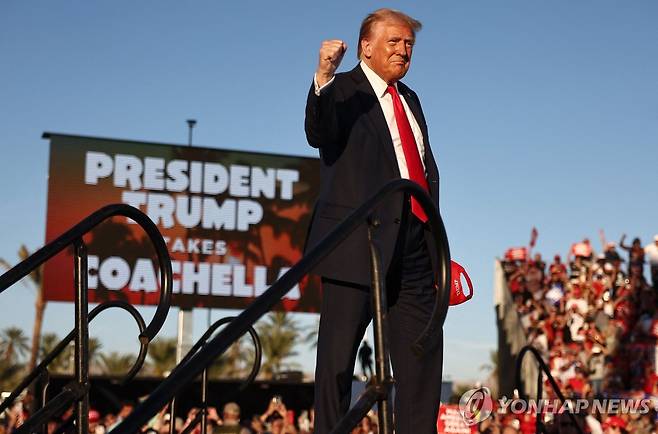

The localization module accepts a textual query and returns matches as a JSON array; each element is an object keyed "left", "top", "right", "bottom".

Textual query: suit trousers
[{"left": 313, "top": 210, "right": 443, "bottom": 434}]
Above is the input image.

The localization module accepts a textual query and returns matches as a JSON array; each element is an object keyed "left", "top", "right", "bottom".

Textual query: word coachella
[{"left": 83, "top": 151, "right": 302, "bottom": 299}]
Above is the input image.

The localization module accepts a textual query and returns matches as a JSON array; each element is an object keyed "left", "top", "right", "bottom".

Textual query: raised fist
[{"left": 316, "top": 39, "right": 347, "bottom": 87}]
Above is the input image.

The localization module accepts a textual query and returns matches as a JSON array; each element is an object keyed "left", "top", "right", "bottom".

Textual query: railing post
[
  {"left": 168, "top": 399, "right": 176, "bottom": 434},
  {"left": 40, "top": 369, "right": 50, "bottom": 434},
  {"left": 201, "top": 369, "right": 208, "bottom": 434},
  {"left": 367, "top": 221, "right": 393, "bottom": 434},
  {"left": 0, "top": 204, "right": 173, "bottom": 434},
  {"left": 536, "top": 368, "right": 543, "bottom": 434},
  {"left": 74, "top": 239, "right": 89, "bottom": 434}
]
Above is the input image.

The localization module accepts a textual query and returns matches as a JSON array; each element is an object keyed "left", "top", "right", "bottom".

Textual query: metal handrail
[
  {"left": 515, "top": 345, "right": 585, "bottom": 434},
  {"left": 168, "top": 316, "right": 262, "bottom": 434},
  {"left": 0, "top": 300, "right": 148, "bottom": 416},
  {"left": 173, "top": 316, "right": 262, "bottom": 389},
  {"left": 0, "top": 204, "right": 173, "bottom": 434},
  {"left": 112, "top": 179, "right": 451, "bottom": 434},
  {"left": 0, "top": 204, "right": 173, "bottom": 342}
]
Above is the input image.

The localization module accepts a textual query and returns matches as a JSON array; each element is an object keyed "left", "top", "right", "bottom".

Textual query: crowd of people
[
  {"left": 0, "top": 396, "right": 380, "bottom": 434},
  {"left": 494, "top": 234, "right": 658, "bottom": 433},
  {"left": 5, "top": 235, "right": 658, "bottom": 433}
]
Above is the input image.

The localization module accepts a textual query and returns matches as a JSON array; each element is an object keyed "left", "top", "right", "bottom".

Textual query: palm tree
[
  {"left": 256, "top": 312, "right": 302, "bottom": 379},
  {"left": 99, "top": 352, "right": 136, "bottom": 376},
  {"left": 147, "top": 338, "right": 177, "bottom": 376},
  {"left": 1, "top": 327, "right": 30, "bottom": 363},
  {"left": 88, "top": 337, "right": 103, "bottom": 374},
  {"left": 304, "top": 318, "right": 320, "bottom": 350},
  {"left": 0, "top": 356, "right": 24, "bottom": 390},
  {"left": 39, "top": 333, "right": 71, "bottom": 373},
  {"left": 0, "top": 245, "right": 46, "bottom": 372},
  {"left": 208, "top": 333, "right": 255, "bottom": 380}
]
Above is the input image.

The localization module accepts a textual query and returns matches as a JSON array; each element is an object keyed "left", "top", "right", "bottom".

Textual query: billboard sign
[{"left": 42, "top": 133, "right": 322, "bottom": 312}]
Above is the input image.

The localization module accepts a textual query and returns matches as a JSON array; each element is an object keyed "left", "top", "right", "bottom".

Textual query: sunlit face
[{"left": 361, "top": 19, "right": 415, "bottom": 83}]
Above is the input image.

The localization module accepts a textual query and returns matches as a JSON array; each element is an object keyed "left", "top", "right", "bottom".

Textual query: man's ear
[{"left": 361, "top": 38, "right": 372, "bottom": 58}]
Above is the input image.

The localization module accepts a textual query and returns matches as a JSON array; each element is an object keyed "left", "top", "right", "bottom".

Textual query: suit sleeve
[{"left": 304, "top": 79, "right": 341, "bottom": 149}]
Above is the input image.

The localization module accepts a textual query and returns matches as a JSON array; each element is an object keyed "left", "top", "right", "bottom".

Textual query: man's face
[{"left": 361, "top": 19, "right": 415, "bottom": 83}]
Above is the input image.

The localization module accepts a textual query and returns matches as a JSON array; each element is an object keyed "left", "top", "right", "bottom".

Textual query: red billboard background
[{"left": 43, "top": 133, "right": 322, "bottom": 312}]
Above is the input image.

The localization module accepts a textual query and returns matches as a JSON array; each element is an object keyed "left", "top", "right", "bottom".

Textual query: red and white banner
[
  {"left": 504, "top": 247, "right": 528, "bottom": 261},
  {"left": 437, "top": 405, "right": 477, "bottom": 434}
]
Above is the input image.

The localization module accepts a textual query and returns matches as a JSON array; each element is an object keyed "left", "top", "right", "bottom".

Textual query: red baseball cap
[{"left": 88, "top": 410, "right": 101, "bottom": 423}]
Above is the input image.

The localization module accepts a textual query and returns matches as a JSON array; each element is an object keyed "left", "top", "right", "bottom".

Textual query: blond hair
[{"left": 357, "top": 8, "right": 422, "bottom": 59}]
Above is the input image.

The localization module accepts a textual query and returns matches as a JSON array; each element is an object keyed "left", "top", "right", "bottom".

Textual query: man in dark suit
[{"left": 304, "top": 8, "right": 443, "bottom": 434}]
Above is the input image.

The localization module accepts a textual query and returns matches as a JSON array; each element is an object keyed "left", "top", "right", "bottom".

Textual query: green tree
[
  {"left": 0, "top": 356, "right": 24, "bottom": 390},
  {"left": 1, "top": 326, "right": 30, "bottom": 363},
  {"left": 99, "top": 352, "right": 135, "bottom": 376},
  {"left": 256, "top": 312, "right": 301, "bottom": 379},
  {"left": 208, "top": 333, "right": 256, "bottom": 380},
  {"left": 0, "top": 327, "right": 29, "bottom": 390},
  {"left": 39, "top": 332, "right": 71, "bottom": 373},
  {"left": 304, "top": 318, "right": 320, "bottom": 350},
  {"left": 37, "top": 334, "right": 102, "bottom": 374},
  {"left": 88, "top": 337, "right": 103, "bottom": 373},
  {"left": 0, "top": 245, "right": 46, "bottom": 372},
  {"left": 147, "top": 337, "right": 177, "bottom": 376}
]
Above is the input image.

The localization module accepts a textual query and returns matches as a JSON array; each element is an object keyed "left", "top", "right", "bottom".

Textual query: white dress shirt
[
  {"left": 645, "top": 242, "right": 658, "bottom": 265},
  {"left": 313, "top": 62, "right": 426, "bottom": 179}
]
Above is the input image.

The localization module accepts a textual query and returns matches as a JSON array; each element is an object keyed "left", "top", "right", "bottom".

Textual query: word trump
[{"left": 85, "top": 151, "right": 300, "bottom": 231}]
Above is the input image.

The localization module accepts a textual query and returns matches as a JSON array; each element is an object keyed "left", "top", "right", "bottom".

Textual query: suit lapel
[
  {"left": 348, "top": 65, "right": 439, "bottom": 206},
  {"left": 349, "top": 66, "right": 400, "bottom": 177}
]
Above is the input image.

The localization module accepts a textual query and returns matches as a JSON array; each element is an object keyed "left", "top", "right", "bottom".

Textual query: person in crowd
[
  {"left": 357, "top": 340, "right": 374, "bottom": 381},
  {"left": 259, "top": 396, "right": 297, "bottom": 434},
  {"left": 296, "top": 410, "right": 313, "bottom": 434},
  {"left": 214, "top": 402, "right": 250, "bottom": 434},
  {"left": 603, "top": 242, "right": 622, "bottom": 265},
  {"left": 106, "top": 401, "right": 134, "bottom": 431},
  {"left": 619, "top": 234, "right": 645, "bottom": 268},
  {"left": 350, "top": 414, "right": 377, "bottom": 434},
  {"left": 601, "top": 415, "right": 627, "bottom": 434},
  {"left": 645, "top": 235, "right": 658, "bottom": 289},
  {"left": 569, "top": 238, "right": 594, "bottom": 262},
  {"left": 549, "top": 254, "right": 568, "bottom": 283},
  {"left": 249, "top": 415, "right": 266, "bottom": 434},
  {"left": 501, "top": 232, "right": 658, "bottom": 431},
  {"left": 88, "top": 409, "right": 104, "bottom": 434},
  {"left": 181, "top": 407, "right": 203, "bottom": 434}
]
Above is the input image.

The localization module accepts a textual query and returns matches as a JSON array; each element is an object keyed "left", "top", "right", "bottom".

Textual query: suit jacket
[{"left": 304, "top": 64, "right": 440, "bottom": 286}]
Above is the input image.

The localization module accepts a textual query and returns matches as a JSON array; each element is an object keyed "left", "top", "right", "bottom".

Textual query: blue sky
[{"left": 1, "top": 1, "right": 657, "bottom": 383}]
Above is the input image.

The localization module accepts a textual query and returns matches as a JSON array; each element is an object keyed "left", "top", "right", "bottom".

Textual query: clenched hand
[{"left": 316, "top": 39, "right": 347, "bottom": 87}]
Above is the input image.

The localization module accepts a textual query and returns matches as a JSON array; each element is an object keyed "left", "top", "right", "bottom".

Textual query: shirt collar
[{"left": 360, "top": 61, "right": 398, "bottom": 98}]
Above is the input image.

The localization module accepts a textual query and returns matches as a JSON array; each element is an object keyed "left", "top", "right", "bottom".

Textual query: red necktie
[{"left": 387, "top": 84, "right": 429, "bottom": 222}]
